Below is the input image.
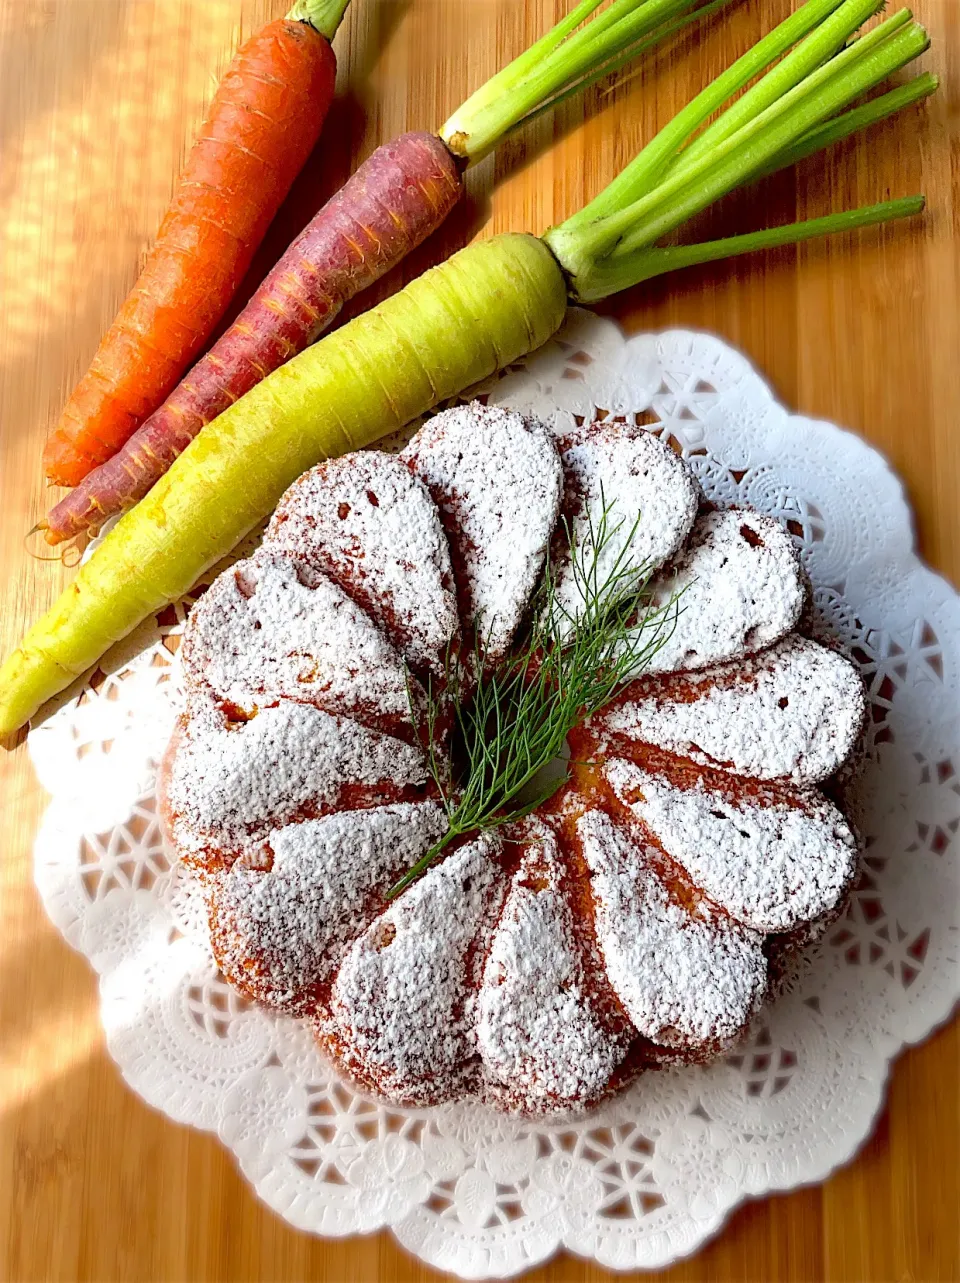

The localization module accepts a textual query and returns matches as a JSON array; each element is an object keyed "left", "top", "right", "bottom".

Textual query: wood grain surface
[{"left": 0, "top": 1, "right": 957, "bottom": 1280}]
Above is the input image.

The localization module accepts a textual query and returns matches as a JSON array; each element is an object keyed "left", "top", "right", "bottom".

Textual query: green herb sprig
[{"left": 388, "top": 502, "right": 681, "bottom": 898}]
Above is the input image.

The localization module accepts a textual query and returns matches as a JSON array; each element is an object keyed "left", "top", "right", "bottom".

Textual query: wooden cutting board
[{"left": 0, "top": 1, "right": 957, "bottom": 1279}]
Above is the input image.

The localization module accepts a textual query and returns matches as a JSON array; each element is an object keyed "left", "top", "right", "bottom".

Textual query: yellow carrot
[{"left": 0, "top": 235, "right": 565, "bottom": 735}]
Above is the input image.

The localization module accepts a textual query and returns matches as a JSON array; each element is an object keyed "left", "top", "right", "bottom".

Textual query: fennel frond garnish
[{"left": 388, "top": 502, "right": 680, "bottom": 898}]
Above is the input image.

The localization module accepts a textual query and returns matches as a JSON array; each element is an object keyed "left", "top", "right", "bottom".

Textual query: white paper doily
[{"left": 29, "top": 314, "right": 960, "bottom": 1279}]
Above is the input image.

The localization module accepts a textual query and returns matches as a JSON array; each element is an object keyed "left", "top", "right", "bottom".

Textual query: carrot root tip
[{"left": 25, "top": 521, "right": 77, "bottom": 561}]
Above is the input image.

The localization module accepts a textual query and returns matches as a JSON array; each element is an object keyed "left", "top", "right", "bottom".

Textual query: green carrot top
[
  {"left": 541, "top": 0, "right": 936, "bottom": 301},
  {"left": 287, "top": 0, "right": 353, "bottom": 41},
  {"left": 440, "top": 0, "right": 732, "bottom": 161}
]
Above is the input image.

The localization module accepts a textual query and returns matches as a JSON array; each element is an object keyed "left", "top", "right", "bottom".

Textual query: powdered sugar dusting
[
  {"left": 163, "top": 697, "right": 429, "bottom": 864},
  {"left": 325, "top": 834, "right": 507, "bottom": 1106},
  {"left": 604, "top": 757, "right": 858, "bottom": 932},
  {"left": 265, "top": 452, "right": 459, "bottom": 677},
  {"left": 161, "top": 408, "right": 864, "bottom": 1116},
  {"left": 404, "top": 403, "right": 562, "bottom": 661},
  {"left": 577, "top": 807, "right": 766, "bottom": 1047},
  {"left": 180, "top": 549, "right": 421, "bottom": 736},
  {"left": 209, "top": 802, "right": 446, "bottom": 1014},
  {"left": 632, "top": 509, "right": 805, "bottom": 676},
  {"left": 550, "top": 424, "right": 698, "bottom": 636},
  {"left": 596, "top": 635, "right": 865, "bottom": 785},
  {"left": 477, "top": 820, "right": 628, "bottom": 1111}
]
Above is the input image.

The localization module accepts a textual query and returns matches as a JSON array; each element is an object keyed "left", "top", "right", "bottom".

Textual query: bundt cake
[{"left": 159, "top": 401, "right": 865, "bottom": 1116}]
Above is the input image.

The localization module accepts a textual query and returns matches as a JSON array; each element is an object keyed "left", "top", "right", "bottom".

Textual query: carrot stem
[
  {"left": 559, "top": 0, "right": 854, "bottom": 232},
  {"left": 544, "top": 6, "right": 931, "bottom": 294},
  {"left": 611, "top": 17, "right": 929, "bottom": 254},
  {"left": 511, "top": 0, "right": 733, "bottom": 134},
  {"left": 440, "top": 0, "right": 733, "bottom": 161},
  {"left": 570, "top": 196, "right": 925, "bottom": 300},
  {"left": 751, "top": 72, "right": 939, "bottom": 181},
  {"left": 287, "top": 0, "right": 352, "bottom": 40},
  {"left": 570, "top": 8, "right": 921, "bottom": 260},
  {"left": 665, "top": 0, "right": 887, "bottom": 176}
]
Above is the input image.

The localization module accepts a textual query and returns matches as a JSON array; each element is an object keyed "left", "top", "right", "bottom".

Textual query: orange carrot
[{"left": 42, "top": 2, "right": 350, "bottom": 488}]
